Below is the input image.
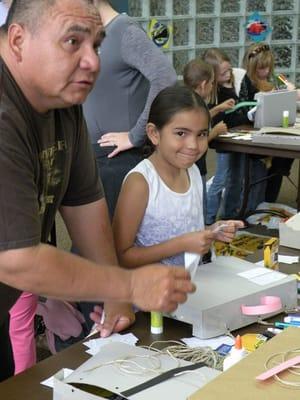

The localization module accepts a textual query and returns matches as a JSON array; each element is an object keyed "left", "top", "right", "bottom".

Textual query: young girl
[
  {"left": 201, "top": 48, "right": 248, "bottom": 224},
  {"left": 238, "top": 43, "right": 294, "bottom": 205},
  {"left": 113, "top": 86, "right": 243, "bottom": 270},
  {"left": 183, "top": 58, "right": 235, "bottom": 221}
]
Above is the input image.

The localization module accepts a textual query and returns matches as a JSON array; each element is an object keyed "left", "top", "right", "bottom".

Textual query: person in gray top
[{"left": 84, "top": 0, "right": 177, "bottom": 218}]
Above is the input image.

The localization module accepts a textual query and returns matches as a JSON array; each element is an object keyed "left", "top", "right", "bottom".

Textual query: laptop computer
[{"left": 254, "top": 89, "right": 297, "bottom": 128}]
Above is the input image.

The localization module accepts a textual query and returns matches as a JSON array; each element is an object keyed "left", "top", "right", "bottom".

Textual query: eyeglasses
[{"left": 248, "top": 44, "right": 270, "bottom": 59}]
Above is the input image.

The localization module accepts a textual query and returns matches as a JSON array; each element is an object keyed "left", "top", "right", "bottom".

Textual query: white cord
[
  {"left": 84, "top": 353, "right": 164, "bottom": 375},
  {"left": 83, "top": 340, "right": 225, "bottom": 376},
  {"left": 264, "top": 348, "right": 300, "bottom": 388},
  {"left": 147, "top": 340, "right": 225, "bottom": 371}
]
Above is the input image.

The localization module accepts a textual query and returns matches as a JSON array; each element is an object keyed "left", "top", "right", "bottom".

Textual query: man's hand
[
  {"left": 90, "top": 302, "right": 135, "bottom": 338},
  {"left": 98, "top": 132, "right": 134, "bottom": 158},
  {"left": 130, "top": 265, "right": 196, "bottom": 313}
]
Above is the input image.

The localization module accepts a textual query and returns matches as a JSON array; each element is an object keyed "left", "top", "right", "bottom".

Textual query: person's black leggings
[
  {"left": 265, "top": 157, "right": 294, "bottom": 202},
  {"left": 0, "top": 314, "right": 15, "bottom": 382}
]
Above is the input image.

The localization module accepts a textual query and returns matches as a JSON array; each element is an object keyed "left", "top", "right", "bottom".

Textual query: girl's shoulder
[
  {"left": 125, "top": 159, "right": 158, "bottom": 186},
  {"left": 127, "top": 158, "right": 155, "bottom": 175},
  {"left": 122, "top": 162, "right": 150, "bottom": 198},
  {"left": 189, "top": 163, "right": 202, "bottom": 182}
]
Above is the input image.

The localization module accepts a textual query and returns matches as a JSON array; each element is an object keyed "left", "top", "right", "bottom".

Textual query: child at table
[
  {"left": 238, "top": 43, "right": 294, "bottom": 205},
  {"left": 201, "top": 48, "right": 249, "bottom": 224},
  {"left": 113, "top": 85, "right": 243, "bottom": 270},
  {"left": 183, "top": 57, "right": 235, "bottom": 222}
]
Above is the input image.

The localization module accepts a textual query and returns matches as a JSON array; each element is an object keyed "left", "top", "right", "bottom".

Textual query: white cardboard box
[
  {"left": 279, "top": 212, "right": 300, "bottom": 250},
  {"left": 52, "top": 343, "right": 220, "bottom": 400}
]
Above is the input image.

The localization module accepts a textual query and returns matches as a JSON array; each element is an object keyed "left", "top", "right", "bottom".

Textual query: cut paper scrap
[
  {"left": 232, "top": 134, "right": 252, "bottom": 141},
  {"left": 185, "top": 252, "right": 200, "bottom": 281},
  {"left": 181, "top": 335, "right": 234, "bottom": 350},
  {"left": 83, "top": 333, "right": 139, "bottom": 355},
  {"left": 278, "top": 255, "right": 299, "bottom": 264},
  {"left": 41, "top": 368, "right": 73, "bottom": 388}
]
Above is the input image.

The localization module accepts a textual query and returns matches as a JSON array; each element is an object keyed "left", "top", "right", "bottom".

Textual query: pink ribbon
[{"left": 241, "top": 296, "right": 282, "bottom": 316}]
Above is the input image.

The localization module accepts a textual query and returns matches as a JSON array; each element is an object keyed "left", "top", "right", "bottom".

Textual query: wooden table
[
  {"left": 1, "top": 247, "right": 299, "bottom": 399},
  {"left": 210, "top": 135, "right": 300, "bottom": 215}
]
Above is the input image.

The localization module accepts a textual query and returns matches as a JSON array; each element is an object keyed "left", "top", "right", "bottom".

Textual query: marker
[
  {"left": 284, "top": 316, "right": 300, "bottom": 323},
  {"left": 266, "top": 327, "right": 283, "bottom": 335},
  {"left": 277, "top": 73, "right": 288, "bottom": 85},
  {"left": 275, "top": 322, "right": 300, "bottom": 329},
  {"left": 100, "top": 310, "right": 105, "bottom": 325}
]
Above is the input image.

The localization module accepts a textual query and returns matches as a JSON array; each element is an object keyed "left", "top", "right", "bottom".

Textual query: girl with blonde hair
[
  {"left": 201, "top": 48, "right": 248, "bottom": 223},
  {"left": 237, "top": 43, "right": 295, "bottom": 206}
]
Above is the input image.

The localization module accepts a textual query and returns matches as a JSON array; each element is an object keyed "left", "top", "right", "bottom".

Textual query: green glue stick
[
  {"left": 150, "top": 312, "right": 163, "bottom": 334},
  {"left": 282, "top": 110, "right": 289, "bottom": 128}
]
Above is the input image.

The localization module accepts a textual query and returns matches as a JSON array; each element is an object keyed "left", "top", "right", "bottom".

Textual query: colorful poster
[
  {"left": 246, "top": 12, "right": 272, "bottom": 42},
  {"left": 148, "top": 18, "right": 172, "bottom": 49}
]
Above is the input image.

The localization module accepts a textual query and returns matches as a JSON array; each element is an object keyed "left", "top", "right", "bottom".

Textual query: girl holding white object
[{"left": 113, "top": 86, "right": 243, "bottom": 269}]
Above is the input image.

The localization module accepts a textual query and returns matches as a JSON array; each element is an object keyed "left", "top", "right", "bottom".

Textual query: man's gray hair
[{"left": 3, "top": 0, "right": 94, "bottom": 33}]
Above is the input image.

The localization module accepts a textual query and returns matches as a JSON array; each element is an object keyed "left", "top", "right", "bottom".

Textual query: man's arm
[
  {"left": 0, "top": 243, "right": 130, "bottom": 302},
  {"left": 0, "top": 242, "right": 195, "bottom": 312},
  {"left": 60, "top": 198, "right": 134, "bottom": 336}
]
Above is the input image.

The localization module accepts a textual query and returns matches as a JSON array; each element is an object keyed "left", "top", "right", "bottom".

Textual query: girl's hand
[
  {"left": 286, "top": 81, "right": 296, "bottom": 91},
  {"left": 208, "top": 220, "right": 244, "bottom": 242},
  {"left": 211, "top": 121, "right": 228, "bottom": 138},
  {"left": 217, "top": 98, "right": 235, "bottom": 112},
  {"left": 185, "top": 230, "right": 215, "bottom": 255}
]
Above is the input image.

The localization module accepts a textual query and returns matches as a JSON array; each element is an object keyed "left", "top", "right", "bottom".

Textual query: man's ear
[
  {"left": 7, "top": 23, "right": 25, "bottom": 62},
  {"left": 146, "top": 123, "right": 160, "bottom": 146}
]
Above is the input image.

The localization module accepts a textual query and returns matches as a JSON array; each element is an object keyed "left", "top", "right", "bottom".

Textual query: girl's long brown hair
[
  {"left": 202, "top": 48, "right": 234, "bottom": 104},
  {"left": 243, "top": 43, "right": 274, "bottom": 92}
]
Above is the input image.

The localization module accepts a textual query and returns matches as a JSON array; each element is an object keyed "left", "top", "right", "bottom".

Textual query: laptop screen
[{"left": 254, "top": 90, "right": 297, "bottom": 128}]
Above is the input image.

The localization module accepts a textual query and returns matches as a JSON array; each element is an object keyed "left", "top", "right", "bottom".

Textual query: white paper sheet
[
  {"left": 41, "top": 368, "right": 73, "bottom": 388},
  {"left": 185, "top": 252, "right": 200, "bottom": 281},
  {"left": 83, "top": 333, "right": 139, "bottom": 355},
  {"left": 238, "top": 266, "right": 287, "bottom": 286},
  {"left": 181, "top": 335, "right": 234, "bottom": 350},
  {"left": 278, "top": 255, "right": 299, "bottom": 264}
]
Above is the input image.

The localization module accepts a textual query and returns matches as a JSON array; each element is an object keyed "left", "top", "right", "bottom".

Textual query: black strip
[{"left": 121, "top": 361, "right": 205, "bottom": 397}]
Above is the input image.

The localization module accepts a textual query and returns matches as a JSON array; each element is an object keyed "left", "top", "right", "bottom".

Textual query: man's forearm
[{"left": 0, "top": 244, "right": 132, "bottom": 303}]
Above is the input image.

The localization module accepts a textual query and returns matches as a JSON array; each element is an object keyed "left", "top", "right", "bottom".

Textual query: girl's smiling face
[
  {"left": 150, "top": 108, "right": 209, "bottom": 170},
  {"left": 217, "top": 61, "right": 232, "bottom": 85}
]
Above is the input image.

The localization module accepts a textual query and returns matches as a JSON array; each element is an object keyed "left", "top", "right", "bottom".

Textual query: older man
[{"left": 0, "top": 0, "right": 194, "bottom": 381}]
